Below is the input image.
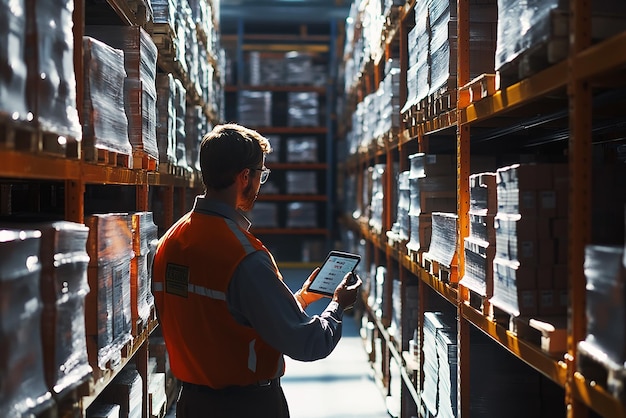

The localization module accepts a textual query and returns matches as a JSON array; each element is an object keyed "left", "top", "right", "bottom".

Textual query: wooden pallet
[
  {"left": 158, "top": 162, "right": 192, "bottom": 179},
  {"left": 422, "top": 255, "right": 458, "bottom": 284},
  {"left": 83, "top": 145, "right": 132, "bottom": 168},
  {"left": 458, "top": 73, "right": 497, "bottom": 109},
  {"left": 133, "top": 150, "right": 158, "bottom": 171},
  {"left": 0, "top": 118, "right": 81, "bottom": 159},
  {"left": 466, "top": 288, "right": 493, "bottom": 318}
]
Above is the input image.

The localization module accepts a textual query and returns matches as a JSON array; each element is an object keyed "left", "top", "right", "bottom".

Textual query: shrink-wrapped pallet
[
  {"left": 82, "top": 37, "right": 131, "bottom": 157},
  {"left": 369, "top": 164, "right": 386, "bottom": 235},
  {"left": 285, "top": 51, "right": 314, "bottom": 85},
  {"left": 85, "top": 214, "right": 133, "bottom": 370},
  {"left": 0, "top": 229, "right": 51, "bottom": 418},
  {"left": 156, "top": 73, "right": 177, "bottom": 166},
  {"left": 27, "top": 0, "right": 81, "bottom": 139},
  {"left": 152, "top": 0, "right": 176, "bottom": 29},
  {"left": 34, "top": 221, "right": 91, "bottom": 394},
  {"left": 174, "top": 77, "right": 188, "bottom": 169},
  {"left": 238, "top": 90, "right": 272, "bottom": 127},
  {"left": 286, "top": 171, "right": 318, "bottom": 195},
  {"left": 424, "top": 212, "right": 458, "bottom": 268},
  {"left": 185, "top": 105, "right": 208, "bottom": 171},
  {"left": 248, "top": 202, "right": 279, "bottom": 228},
  {"left": 286, "top": 136, "right": 318, "bottom": 163},
  {"left": 130, "top": 212, "right": 158, "bottom": 334},
  {"left": 389, "top": 171, "right": 411, "bottom": 242},
  {"left": 86, "top": 403, "right": 121, "bottom": 418},
  {"left": 287, "top": 92, "right": 319, "bottom": 127},
  {"left": 85, "top": 26, "right": 159, "bottom": 161},
  {"left": 0, "top": 0, "right": 30, "bottom": 121},
  {"left": 581, "top": 245, "right": 626, "bottom": 366},
  {"left": 286, "top": 202, "right": 318, "bottom": 228}
]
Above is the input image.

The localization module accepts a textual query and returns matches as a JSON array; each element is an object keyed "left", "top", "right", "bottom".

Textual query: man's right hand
[{"left": 333, "top": 272, "right": 362, "bottom": 309}]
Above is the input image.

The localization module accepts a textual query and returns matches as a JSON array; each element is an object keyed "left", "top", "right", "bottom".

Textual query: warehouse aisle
[
  {"left": 281, "top": 268, "right": 390, "bottom": 418},
  {"left": 165, "top": 268, "right": 390, "bottom": 418}
]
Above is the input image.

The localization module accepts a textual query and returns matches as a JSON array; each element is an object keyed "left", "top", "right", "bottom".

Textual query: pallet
[
  {"left": 133, "top": 150, "right": 158, "bottom": 171},
  {"left": 577, "top": 340, "right": 626, "bottom": 403},
  {"left": 492, "top": 305, "right": 567, "bottom": 355},
  {"left": 158, "top": 162, "right": 192, "bottom": 179},
  {"left": 422, "top": 255, "right": 458, "bottom": 284},
  {"left": 0, "top": 118, "right": 81, "bottom": 159},
  {"left": 466, "top": 288, "right": 493, "bottom": 318},
  {"left": 83, "top": 145, "right": 132, "bottom": 168},
  {"left": 458, "top": 73, "right": 497, "bottom": 109}
]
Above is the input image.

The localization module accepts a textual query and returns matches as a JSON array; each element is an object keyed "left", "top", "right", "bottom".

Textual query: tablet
[{"left": 307, "top": 251, "right": 361, "bottom": 297}]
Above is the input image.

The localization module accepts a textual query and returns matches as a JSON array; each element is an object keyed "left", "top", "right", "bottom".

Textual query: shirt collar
[{"left": 193, "top": 195, "right": 252, "bottom": 231}]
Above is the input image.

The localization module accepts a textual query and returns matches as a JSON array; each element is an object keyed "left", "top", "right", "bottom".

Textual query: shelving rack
[
  {"left": 222, "top": 20, "right": 338, "bottom": 263},
  {"left": 339, "top": 0, "right": 626, "bottom": 417},
  {"left": 0, "top": 0, "right": 221, "bottom": 416}
]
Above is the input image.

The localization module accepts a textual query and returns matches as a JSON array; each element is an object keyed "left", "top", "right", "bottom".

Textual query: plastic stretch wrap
[
  {"left": 189, "top": 0, "right": 213, "bottom": 41},
  {"left": 0, "top": 0, "right": 30, "bottom": 121},
  {"left": 286, "top": 202, "right": 318, "bottom": 228},
  {"left": 286, "top": 136, "right": 318, "bottom": 163},
  {"left": 28, "top": 0, "right": 81, "bottom": 138},
  {"left": 285, "top": 51, "right": 313, "bottom": 85},
  {"left": 583, "top": 245, "right": 626, "bottom": 366},
  {"left": 156, "top": 73, "right": 177, "bottom": 165},
  {"left": 425, "top": 212, "right": 458, "bottom": 267},
  {"left": 248, "top": 202, "right": 279, "bottom": 228},
  {"left": 99, "top": 368, "right": 143, "bottom": 418},
  {"left": 85, "top": 214, "right": 134, "bottom": 370},
  {"left": 174, "top": 78, "right": 188, "bottom": 169},
  {"left": 369, "top": 164, "right": 386, "bottom": 235},
  {"left": 174, "top": 3, "right": 189, "bottom": 75},
  {"left": 185, "top": 105, "right": 207, "bottom": 171},
  {"left": 0, "top": 229, "right": 52, "bottom": 418},
  {"left": 404, "top": 0, "right": 429, "bottom": 110},
  {"left": 83, "top": 37, "right": 131, "bottom": 156},
  {"left": 491, "top": 258, "right": 536, "bottom": 317},
  {"left": 286, "top": 171, "right": 318, "bottom": 195},
  {"left": 185, "top": 15, "right": 199, "bottom": 92},
  {"left": 197, "top": 42, "right": 211, "bottom": 105},
  {"left": 436, "top": 322, "right": 458, "bottom": 418},
  {"left": 238, "top": 90, "right": 272, "bottom": 127},
  {"left": 27, "top": 221, "right": 91, "bottom": 395},
  {"left": 461, "top": 236, "right": 492, "bottom": 296},
  {"left": 421, "top": 311, "right": 448, "bottom": 417},
  {"left": 287, "top": 92, "right": 319, "bottom": 127},
  {"left": 131, "top": 212, "right": 158, "bottom": 330},
  {"left": 85, "top": 26, "right": 159, "bottom": 160},
  {"left": 495, "top": 0, "right": 626, "bottom": 71},
  {"left": 152, "top": 0, "right": 176, "bottom": 28},
  {"left": 389, "top": 171, "right": 411, "bottom": 241}
]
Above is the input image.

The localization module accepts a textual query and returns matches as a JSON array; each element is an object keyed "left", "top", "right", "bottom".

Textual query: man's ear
[{"left": 237, "top": 168, "right": 250, "bottom": 185}]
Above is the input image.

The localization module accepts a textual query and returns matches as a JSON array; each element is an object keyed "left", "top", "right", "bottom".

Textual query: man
[{"left": 152, "top": 123, "right": 362, "bottom": 418}]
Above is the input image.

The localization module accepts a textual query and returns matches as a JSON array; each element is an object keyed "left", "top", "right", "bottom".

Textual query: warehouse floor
[{"left": 165, "top": 268, "right": 390, "bottom": 418}]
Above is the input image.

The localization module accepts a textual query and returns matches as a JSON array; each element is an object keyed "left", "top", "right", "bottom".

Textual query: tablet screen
[{"left": 308, "top": 251, "right": 361, "bottom": 297}]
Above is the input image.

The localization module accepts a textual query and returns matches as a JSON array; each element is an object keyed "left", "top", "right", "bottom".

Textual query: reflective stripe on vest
[{"left": 152, "top": 281, "right": 226, "bottom": 301}]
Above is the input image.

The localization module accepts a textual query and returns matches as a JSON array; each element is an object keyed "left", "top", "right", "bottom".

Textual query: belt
[{"left": 181, "top": 378, "right": 280, "bottom": 394}]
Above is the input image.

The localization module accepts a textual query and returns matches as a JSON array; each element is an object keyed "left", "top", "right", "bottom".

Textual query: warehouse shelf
[
  {"left": 251, "top": 228, "right": 329, "bottom": 235},
  {"left": 268, "top": 162, "right": 328, "bottom": 170},
  {"left": 257, "top": 194, "right": 328, "bottom": 202},
  {"left": 338, "top": 0, "right": 626, "bottom": 417},
  {"left": 226, "top": 85, "right": 327, "bottom": 94},
  {"left": 254, "top": 126, "right": 328, "bottom": 135}
]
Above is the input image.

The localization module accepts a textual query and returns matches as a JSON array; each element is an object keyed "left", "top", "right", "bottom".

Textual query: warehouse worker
[{"left": 152, "top": 123, "right": 361, "bottom": 418}]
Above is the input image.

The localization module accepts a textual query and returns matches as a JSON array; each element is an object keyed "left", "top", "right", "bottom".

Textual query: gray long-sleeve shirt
[{"left": 193, "top": 196, "right": 344, "bottom": 365}]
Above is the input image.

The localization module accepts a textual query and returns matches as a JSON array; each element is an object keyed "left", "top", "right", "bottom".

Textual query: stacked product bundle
[
  {"left": 28, "top": 0, "right": 82, "bottom": 140},
  {"left": 490, "top": 163, "right": 569, "bottom": 317},
  {"left": 184, "top": 11, "right": 200, "bottom": 96},
  {"left": 0, "top": 0, "right": 29, "bottom": 122},
  {"left": 82, "top": 37, "right": 132, "bottom": 160},
  {"left": 390, "top": 277, "right": 419, "bottom": 350},
  {"left": 285, "top": 51, "right": 314, "bottom": 85},
  {"left": 424, "top": 212, "right": 458, "bottom": 275},
  {"left": 377, "top": 59, "right": 401, "bottom": 138},
  {"left": 421, "top": 311, "right": 448, "bottom": 417},
  {"left": 185, "top": 105, "right": 209, "bottom": 171},
  {"left": 405, "top": 152, "right": 457, "bottom": 257},
  {"left": 436, "top": 323, "right": 458, "bottom": 418},
  {"left": 459, "top": 172, "right": 497, "bottom": 302},
  {"left": 248, "top": 202, "right": 279, "bottom": 228},
  {"left": 152, "top": 0, "right": 177, "bottom": 32},
  {"left": 287, "top": 92, "right": 319, "bottom": 127},
  {"left": 286, "top": 171, "right": 318, "bottom": 195},
  {"left": 387, "top": 171, "right": 411, "bottom": 244},
  {"left": 130, "top": 212, "right": 158, "bottom": 336},
  {"left": 0, "top": 228, "right": 52, "bottom": 418},
  {"left": 403, "top": 0, "right": 429, "bottom": 111},
  {"left": 173, "top": 77, "right": 188, "bottom": 170},
  {"left": 496, "top": 0, "right": 626, "bottom": 80},
  {"left": 155, "top": 73, "right": 177, "bottom": 167},
  {"left": 369, "top": 164, "right": 386, "bottom": 235},
  {"left": 428, "top": 0, "right": 497, "bottom": 97},
  {"left": 34, "top": 221, "right": 92, "bottom": 395},
  {"left": 85, "top": 26, "right": 159, "bottom": 164},
  {"left": 286, "top": 136, "right": 318, "bottom": 162},
  {"left": 578, "top": 244, "right": 626, "bottom": 372},
  {"left": 196, "top": 39, "right": 213, "bottom": 106},
  {"left": 84, "top": 213, "right": 134, "bottom": 371},
  {"left": 238, "top": 90, "right": 272, "bottom": 127},
  {"left": 286, "top": 202, "right": 318, "bottom": 228}
]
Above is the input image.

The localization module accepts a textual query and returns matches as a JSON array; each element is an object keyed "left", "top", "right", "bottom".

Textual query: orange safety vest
[{"left": 152, "top": 210, "right": 283, "bottom": 388}]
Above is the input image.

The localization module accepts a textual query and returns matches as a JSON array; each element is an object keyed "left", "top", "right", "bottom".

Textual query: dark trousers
[{"left": 176, "top": 379, "right": 290, "bottom": 418}]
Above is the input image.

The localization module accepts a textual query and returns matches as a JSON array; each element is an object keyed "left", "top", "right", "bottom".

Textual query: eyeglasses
[{"left": 252, "top": 167, "right": 271, "bottom": 184}]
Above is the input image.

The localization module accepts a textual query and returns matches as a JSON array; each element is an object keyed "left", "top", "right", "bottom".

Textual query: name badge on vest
[{"left": 165, "top": 263, "right": 189, "bottom": 297}]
